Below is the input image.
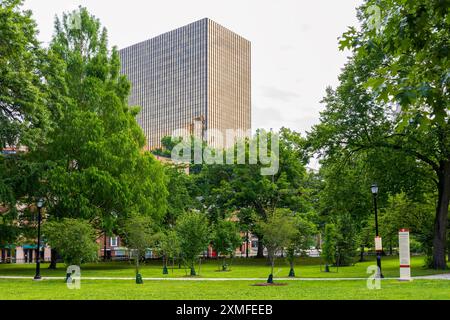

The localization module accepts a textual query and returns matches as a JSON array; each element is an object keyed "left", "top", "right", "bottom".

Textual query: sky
[{"left": 23, "top": 0, "right": 363, "bottom": 137}]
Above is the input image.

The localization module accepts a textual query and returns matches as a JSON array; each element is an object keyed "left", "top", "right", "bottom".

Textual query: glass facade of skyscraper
[{"left": 120, "top": 18, "right": 251, "bottom": 149}]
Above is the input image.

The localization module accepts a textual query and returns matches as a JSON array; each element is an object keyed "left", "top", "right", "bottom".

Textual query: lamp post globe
[
  {"left": 371, "top": 184, "right": 379, "bottom": 195},
  {"left": 34, "top": 198, "right": 44, "bottom": 280}
]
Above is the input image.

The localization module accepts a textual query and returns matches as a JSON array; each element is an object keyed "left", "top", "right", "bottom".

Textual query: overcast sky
[{"left": 23, "top": 0, "right": 362, "bottom": 137}]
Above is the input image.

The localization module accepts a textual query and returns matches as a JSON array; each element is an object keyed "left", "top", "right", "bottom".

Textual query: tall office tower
[{"left": 119, "top": 18, "right": 251, "bottom": 150}]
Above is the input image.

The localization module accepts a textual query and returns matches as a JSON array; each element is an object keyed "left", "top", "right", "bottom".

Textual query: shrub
[{"left": 43, "top": 218, "right": 99, "bottom": 266}]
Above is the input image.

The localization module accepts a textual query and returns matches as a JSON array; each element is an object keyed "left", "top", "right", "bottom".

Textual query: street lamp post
[
  {"left": 371, "top": 184, "right": 384, "bottom": 278},
  {"left": 34, "top": 198, "right": 44, "bottom": 280}
]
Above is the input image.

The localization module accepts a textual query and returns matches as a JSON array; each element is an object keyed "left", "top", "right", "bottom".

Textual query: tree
[
  {"left": 175, "top": 211, "right": 210, "bottom": 276},
  {"left": 322, "top": 224, "right": 337, "bottom": 272},
  {"left": 356, "top": 220, "right": 375, "bottom": 262},
  {"left": 42, "top": 218, "right": 98, "bottom": 266},
  {"left": 310, "top": 128, "right": 435, "bottom": 265},
  {"left": 31, "top": 7, "right": 167, "bottom": 268},
  {"left": 0, "top": 0, "right": 52, "bottom": 248},
  {"left": 335, "top": 213, "right": 358, "bottom": 266},
  {"left": 211, "top": 218, "right": 242, "bottom": 271},
  {"left": 256, "top": 209, "right": 297, "bottom": 283},
  {"left": 195, "top": 128, "right": 311, "bottom": 258},
  {"left": 285, "top": 213, "right": 317, "bottom": 277},
  {"left": 163, "top": 165, "right": 194, "bottom": 227},
  {"left": 153, "top": 136, "right": 183, "bottom": 158},
  {"left": 380, "top": 192, "right": 435, "bottom": 262},
  {"left": 338, "top": 0, "right": 450, "bottom": 269},
  {"left": 122, "top": 215, "right": 158, "bottom": 283},
  {"left": 0, "top": 0, "right": 50, "bottom": 151},
  {"left": 158, "top": 230, "right": 181, "bottom": 274}
]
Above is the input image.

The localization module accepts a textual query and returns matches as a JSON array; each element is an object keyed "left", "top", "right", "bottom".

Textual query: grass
[
  {"left": 1, "top": 256, "right": 448, "bottom": 300},
  {"left": 0, "top": 278, "right": 449, "bottom": 300},
  {"left": 0, "top": 255, "right": 448, "bottom": 279}
]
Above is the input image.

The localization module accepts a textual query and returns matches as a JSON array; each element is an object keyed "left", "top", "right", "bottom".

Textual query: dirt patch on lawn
[{"left": 252, "top": 283, "right": 288, "bottom": 287}]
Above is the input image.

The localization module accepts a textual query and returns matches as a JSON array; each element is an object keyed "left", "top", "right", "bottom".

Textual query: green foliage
[
  {"left": 335, "top": 213, "right": 358, "bottom": 266},
  {"left": 341, "top": 0, "right": 449, "bottom": 121},
  {"left": 322, "top": 224, "right": 337, "bottom": 267},
  {"left": 0, "top": 0, "right": 53, "bottom": 225},
  {"left": 211, "top": 219, "right": 242, "bottom": 270},
  {"left": 309, "top": 0, "right": 450, "bottom": 269},
  {"left": 0, "top": 222, "right": 18, "bottom": 246},
  {"left": 0, "top": 0, "right": 50, "bottom": 150},
  {"left": 152, "top": 136, "right": 183, "bottom": 158},
  {"left": 285, "top": 213, "right": 317, "bottom": 276},
  {"left": 158, "top": 230, "right": 181, "bottom": 261},
  {"left": 175, "top": 211, "right": 210, "bottom": 275},
  {"left": 336, "top": 0, "right": 450, "bottom": 269},
  {"left": 42, "top": 218, "right": 98, "bottom": 266},
  {"left": 256, "top": 209, "right": 298, "bottom": 278},
  {"left": 32, "top": 7, "right": 167, "bottom": 231},
  {"left": 380, "top": 192, "right": 435, "bottom": 262},
  {"left": 194, "top": 128, "right": 312, "bottom": 257},
  {"left": 122, "top": 214, "right": 158, "bottom": 274},
  {"left": 164, "top": 165, "right": 194, "bottom": 227}
]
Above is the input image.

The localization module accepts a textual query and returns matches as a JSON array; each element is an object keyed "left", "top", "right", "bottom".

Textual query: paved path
[
  {"left": 414, "top": 274, "right": 450, "bottom": 280},
  {"left": 0, "top": 275, "right": 449, "bottom": 281}
]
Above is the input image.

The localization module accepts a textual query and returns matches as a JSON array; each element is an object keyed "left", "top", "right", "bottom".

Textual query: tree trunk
[
  {"left": 256, "top": 234, "right": 264, "bottom": 258},
  {"left": 48, "top": 248, "right": 58, "bottom": 269},
  {"left": 271, "top": 258, "right": 274, "bottom": 276},
  {"left": 267, "top": 251, "right": 274, "bottom": 283},
  {"left": 222, "top": 257, "right": 227, "bottom": 271},
  {"left": 135, "top": 253, "right": 139, "bottom": 274},
  {"left": 359, "top": 245, "right": 364, "bottom": 262},
  {"left": 163, "top": 255, "right": 168, "bottom": 274},
  {"left": 432, "top": 161, "right": 450, "bottom": 269},
  {"left": 289, "top": 260, "right": 295, "bottom": 277}
]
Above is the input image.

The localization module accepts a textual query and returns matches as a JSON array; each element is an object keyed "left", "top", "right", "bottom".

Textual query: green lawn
[
  {"left": 0, "top": 278, "right": 449, "bottom": 300},
  {"left": 1, "top": 256, "right": 448, "bottom": 300},
  {"left": 0, "top": 256, "right": 448, "bottom": 279}
]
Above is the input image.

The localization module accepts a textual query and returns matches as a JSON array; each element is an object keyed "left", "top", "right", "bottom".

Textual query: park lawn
[
  {"left": 0, "top": 256, "right": 448, "bottom": 279},
  {"left": 0, "top": 278, "right": 449, "bottom": 300}
]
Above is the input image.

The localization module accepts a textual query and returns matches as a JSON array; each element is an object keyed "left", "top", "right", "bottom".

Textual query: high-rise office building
[{"left": 119, "top": 18, "right": 251, "bottom": 150}]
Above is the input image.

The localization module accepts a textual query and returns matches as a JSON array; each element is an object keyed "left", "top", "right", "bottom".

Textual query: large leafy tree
[
  {"left": 30, "top": 7, "right": 167, "bottom": 267},
  {"left": 0, "top": 0, "right": 49, "bottom": 151},
  {"left": 341, "top": 0, "right": 450, "bottom": 269},
  {"left": 0, "top": 0, "right": 53, "bottom": 246},
  {"left": 309, "top": 0, "right": 449, "bottom": 268},
  {"left": 314, "top": 147, "right": 433, "bottom": 265},
  {"left": 195, "top": 128, "right": 312, "bottom": 257}
]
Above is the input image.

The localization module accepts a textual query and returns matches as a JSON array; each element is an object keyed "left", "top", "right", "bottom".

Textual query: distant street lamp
[
  {"left": 371, "top": 184, "right": 384, "bottom": 278},
  {"left": 34, "top": 198, "right": 44, "bottom": 280}
]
